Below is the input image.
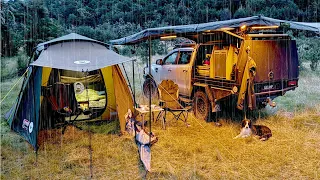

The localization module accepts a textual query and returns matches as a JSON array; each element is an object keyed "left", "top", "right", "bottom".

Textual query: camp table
[{"left": 135, "top": 105, "right": 164, "bottom": 129}]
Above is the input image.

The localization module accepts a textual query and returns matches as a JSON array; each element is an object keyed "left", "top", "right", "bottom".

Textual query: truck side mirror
[{"left": 156, "top": 59, "right": 163, "bottom": 65}]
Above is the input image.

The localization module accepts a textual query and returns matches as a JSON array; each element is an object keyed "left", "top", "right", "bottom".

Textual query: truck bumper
[{"left": 254, "top": 86, "right": 297, "bottom": 106}]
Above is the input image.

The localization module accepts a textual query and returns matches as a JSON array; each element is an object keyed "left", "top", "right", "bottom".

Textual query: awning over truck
[{"left": 110, "top": 16, "right": 320, "bottom": 45}]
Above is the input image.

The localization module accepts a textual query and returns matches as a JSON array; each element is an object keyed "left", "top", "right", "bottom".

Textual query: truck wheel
[
  {"left": 143, "top": 78, "right": 158, "bottom": 99},
  {"left": 193, "top": 90, "right": 211, "bottom": 121}
]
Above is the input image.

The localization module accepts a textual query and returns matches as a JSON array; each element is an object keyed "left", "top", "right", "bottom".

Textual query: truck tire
[
  {"left": 193, "top": 90, "right": 211, "bottom": 121},
  {"left": 142, "top": 78, "right": 158, "bottom": 99}
]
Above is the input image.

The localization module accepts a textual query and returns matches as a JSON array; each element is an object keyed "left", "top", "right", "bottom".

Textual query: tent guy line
[{"left": 0, "top": 69, "right": 29, "bottom": 105}]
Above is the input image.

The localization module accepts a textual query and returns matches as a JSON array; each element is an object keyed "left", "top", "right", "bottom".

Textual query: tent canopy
[
  {"left": 36, "top": 33, "right": 107, "bottom": 50},
  {"left": 110, "top": 16, "right": 320, "bottom": 45},
  {"left": 31, "top": 41, "right": 132, "bottom": 72}
]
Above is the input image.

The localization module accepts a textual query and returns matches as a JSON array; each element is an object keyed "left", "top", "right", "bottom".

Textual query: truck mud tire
[
  {"left": 143, "top": 78, "right": 158, "bottom": 99},
  {"left": 193, "top": 90, "right": 211, "bottom": 121}
]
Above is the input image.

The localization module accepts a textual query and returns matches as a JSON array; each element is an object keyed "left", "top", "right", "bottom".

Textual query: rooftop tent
[
  {"left": 109, "top": 16, "right": 320, "bottom": 45},
  {"left": 6, "top": 33, "right": 134, "bottom": 150}
]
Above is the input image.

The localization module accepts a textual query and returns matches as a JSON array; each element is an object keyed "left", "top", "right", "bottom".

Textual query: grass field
[{"left": 1, "top": 67, "right": 320, "bottom": 179}]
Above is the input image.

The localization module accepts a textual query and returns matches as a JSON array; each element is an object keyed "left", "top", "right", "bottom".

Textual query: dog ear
[
  {"left": 241, "top": 120, "right": 246, "bottom": 127},
  {"left": 248, "top": 119, "right": 252, "bottom": 128}
]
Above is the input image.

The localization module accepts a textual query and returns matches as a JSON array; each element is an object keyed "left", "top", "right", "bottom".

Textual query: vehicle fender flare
[{"left": 193, "top": 83, "right": 214, "bottom": 102}]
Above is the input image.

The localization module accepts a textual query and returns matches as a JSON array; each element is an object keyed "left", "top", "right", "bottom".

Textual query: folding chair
[
  {"left": 43, "top": 83, "right": 81, "bottom": 132},
  {"left": 157, "top": 80, "right": 191, "bottom": 128}
]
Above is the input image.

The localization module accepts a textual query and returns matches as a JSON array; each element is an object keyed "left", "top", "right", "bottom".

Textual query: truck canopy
[{"left": 110, "top": 16, "right": 320, "bottom": 45}]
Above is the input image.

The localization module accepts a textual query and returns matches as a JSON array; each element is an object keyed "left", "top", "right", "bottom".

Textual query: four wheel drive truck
[{"left": 143, "top": 31, "right": 299, "bottom": 121}]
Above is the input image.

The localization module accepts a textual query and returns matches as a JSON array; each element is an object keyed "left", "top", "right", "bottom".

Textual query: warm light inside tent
[
  {"left": 251, "top": 25, "right": 279, "bottom": 29},
  {"left": 160, "top": 35, "right": 177, "bottom": 40}
]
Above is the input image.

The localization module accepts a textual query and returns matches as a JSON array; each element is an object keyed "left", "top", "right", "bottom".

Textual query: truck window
[
  {"left": 164, "top": 52, "right": 178, "bottom": 65},
  {"left": 195, "top": 45, "right": 214, "bottom": 66},
  {"left": 178, "top": 51, "right": 192, "bottom": 64}
]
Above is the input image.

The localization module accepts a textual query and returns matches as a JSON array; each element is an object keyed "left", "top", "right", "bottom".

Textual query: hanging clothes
[
  {"left": 237, "top": 55, "right": 257, "bottom": 110},
  {"left": 134, "top": 121, "right": 158, "bottom": 172},
  {"left": 135, "top": 129, "right": 152, "bottom": 171},
  {"left": 125, "top": 109, "right": 158, "bottom": 172}
]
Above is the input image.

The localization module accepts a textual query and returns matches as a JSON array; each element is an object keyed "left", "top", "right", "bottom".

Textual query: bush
[
  {"left": 1, "top": 50, "right": 29, "bottom": 81},
  {"left": 17, "top": 52, "right": 29, "bottom": 75},
  {"left": 1, "top": 57, "right": 18, "bottom": 81},
  {"left": 296, "top": 37, "right": 320, "bottom": 71}
]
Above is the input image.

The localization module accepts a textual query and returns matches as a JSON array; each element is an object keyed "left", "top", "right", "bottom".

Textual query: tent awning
[
  {"left": 31, "top": 41, "right": 132, "bottom": 72},
  {"left": 110, "top": 16, "right": 320, "bottom": 45}
]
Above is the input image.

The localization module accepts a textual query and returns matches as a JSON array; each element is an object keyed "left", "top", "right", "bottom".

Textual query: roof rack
[{"left": 174, "top": 39, "right": 196, "bottom": 49}]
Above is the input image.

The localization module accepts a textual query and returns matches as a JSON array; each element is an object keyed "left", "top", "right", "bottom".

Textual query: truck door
[
  {"left": 175, "top": 50, "right": 193, "bottom": 96},
  {"left": 159, "top": 51, "right": 179, "bottom": 83}
]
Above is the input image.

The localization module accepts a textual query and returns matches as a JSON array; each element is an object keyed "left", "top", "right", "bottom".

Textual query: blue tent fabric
[
  {"left": 110, "top": 16, "right": 320, "bottom": 45},
  {"left": 9, "top": 66, "right": 42, "bottom": 150},
  {"left": 6, "top": 67, "right": 33, "bottom": 127}
]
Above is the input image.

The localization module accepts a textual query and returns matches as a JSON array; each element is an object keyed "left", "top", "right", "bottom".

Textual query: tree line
[{"left": 1, "top": 0, "right": 319, "bottom": 58}]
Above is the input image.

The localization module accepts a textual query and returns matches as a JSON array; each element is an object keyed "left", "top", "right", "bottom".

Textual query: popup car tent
[{"left": 6, "top": 33, "right": 134, "bottom": 150}]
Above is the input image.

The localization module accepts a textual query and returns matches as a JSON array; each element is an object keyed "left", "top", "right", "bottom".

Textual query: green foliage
[
  {"left": 17, "top": 51, "right": 29, "bottom": 75},
  {"left": 1, "top": 57, "right": 18, "bottom": 81},
  {"left": 296, "top": 37, "right": 320, "bottom": 71},
  {"left": 234, "top": 6, "right": 249, "bottom": 18},
  {"left": 1, "top": 0, "right": 319, "bottom": 59}
]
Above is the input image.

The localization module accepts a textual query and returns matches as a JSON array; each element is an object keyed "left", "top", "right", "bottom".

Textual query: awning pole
[
  {"left": 132, "top": 59, "right": 136, "bottom": 107},
  {"left": 148, "top": 36, "right": 152, "bottom": 144}
]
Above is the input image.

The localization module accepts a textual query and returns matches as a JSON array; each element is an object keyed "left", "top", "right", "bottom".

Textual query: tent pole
[
  {"left": 132, "top": 59, "right": 136, "bottom": 107},
  {"left": 32, "top": 66, "right": 38, "bottom": 152},
  {"left": 148, "top": 36, "right": 152, "bottom": 144},
  {"left": 121, "top": 63, "right": 134, "bottom": 97}
]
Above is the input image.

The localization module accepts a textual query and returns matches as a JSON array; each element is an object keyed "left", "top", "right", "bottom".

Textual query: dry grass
[
  {"left": 1, "top": 110, "right": 319, "bottom": 179},
  {"left": 1, "top": 67, "right": 320, "bottom": 179}
]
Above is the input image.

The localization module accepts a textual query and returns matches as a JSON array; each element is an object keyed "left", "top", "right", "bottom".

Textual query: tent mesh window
[
  {"left": 60, "top": 69, "right": 107, "bottom": 120},
  {"left": 41, "top": 69, "right": 108, "bottom": 127}
]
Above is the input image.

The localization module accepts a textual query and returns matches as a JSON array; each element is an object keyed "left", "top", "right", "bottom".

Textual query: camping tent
[{"left": 5, "top": 33, "right": 134, "bottom": 150}]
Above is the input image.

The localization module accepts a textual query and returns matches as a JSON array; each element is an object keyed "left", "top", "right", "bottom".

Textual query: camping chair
[
  {"left": 157, "top": 80, "right": 191, "bottom": 128},
  {"left": 43, "top": 83, "right": 81, "bottom": 131}
]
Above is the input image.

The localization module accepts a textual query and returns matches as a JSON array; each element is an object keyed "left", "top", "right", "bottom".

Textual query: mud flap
[{"left": 204, "top": 85, "right": 217, "bottom": 113}]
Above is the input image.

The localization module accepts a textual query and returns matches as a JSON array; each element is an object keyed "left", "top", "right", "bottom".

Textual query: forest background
[{"left": 1, "top": 0, "right": 320, "bottom": 78}]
